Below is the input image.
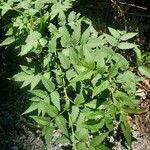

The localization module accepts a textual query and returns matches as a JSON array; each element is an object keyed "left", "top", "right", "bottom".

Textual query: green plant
[
  {"left": 133, "top": 46, "right": 150, "bottom": 78},
  {"left": 0, "top": 0, "right": 144, "bottom": 149}
]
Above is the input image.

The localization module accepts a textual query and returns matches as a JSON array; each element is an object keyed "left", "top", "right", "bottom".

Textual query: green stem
[
  {"left": 110, "top": 88, "right": 117, "bottom": 106},
  {"left": 64, "top": 88, "right": 77, "bottom": 150},
  {"left": 68, "top": 112, "right": 77, "bottom": 150}
]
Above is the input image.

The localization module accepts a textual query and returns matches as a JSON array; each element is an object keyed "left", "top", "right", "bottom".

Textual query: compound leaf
[
  {"left": 71, "top": 106, "right": 79, "bottom": 123},
  {"left": 41, "top": 76, "right": 55, "bottom": 92},
  {"left": 30, "top": 116, "right": 50, "bottom": 126},
  {"left": 55, "top": 115, "right": 69, "bottom": 137},
  {"left": 31, "top": 74, "right": 41, "bottom": 90},
  {"left": 58, "top": 52, "right": 70, "bottom": 69},
  {"left": 120, "top": 33, "right": 137, "bottom": 41},
  {"left": 118, "top": 42, "right": 135, "bottom": 50},
  {"left": 74, "top": 93, "right": 85, "bottom": 105},
  {"left": 0, "top": 36, "right": 15, "bottom": 46},
  {"left": 23, "top": 102, "right": 39, "bottom": 115},
  {"left": 91, "top": 132, "right": 108, "bottom": 147},
  {"left": 30, "top": 90, "right": 48, "bottom": 99},
  {"left": 51, "top": 91, "right": 60, "bottom": 111},
  {"left": 108, "top": 27, "right": 120, "bottom": 39},
  {"left": 138, "top": 65, "right": 150, "bottom": 78},
  {"left": 77, "top": 142, "right": 87, "bottom": 150},
  {"left": 92, "top": 80, "right": 109, "bottom": 97}
]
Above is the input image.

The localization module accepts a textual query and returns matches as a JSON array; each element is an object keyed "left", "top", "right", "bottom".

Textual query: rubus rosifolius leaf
[
  {"left": 138, "top": 65, "right": 150, "bottom": 78},
  {"left": 108, "top": 27, "right": 120, "bottom": 39},
  {"left": 0, "top": 36, "right": 15, "bottom": 46},
  {"left": 120, "top": 113, "right": 132, "bottom": 148},
  {"left": 120, "top": 32, "right": 137, "bottom": 41},
  {"left": 1, "top": 0, "right": 142, "bottom": 149}
]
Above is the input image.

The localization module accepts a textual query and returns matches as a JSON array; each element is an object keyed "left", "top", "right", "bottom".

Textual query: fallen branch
[{"left": 119, "top": 2, "right": 147, "bottom": 10}]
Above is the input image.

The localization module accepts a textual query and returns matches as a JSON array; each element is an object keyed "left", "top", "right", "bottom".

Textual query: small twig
[
  {"left": 125, "top": 13, "right": 150, "bottom": 18},
  {"left": 119, "top": 2, "right": 147, "bottom": 10}
]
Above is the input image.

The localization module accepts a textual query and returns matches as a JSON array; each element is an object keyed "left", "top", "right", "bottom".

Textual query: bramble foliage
[{"left": 0, "top": 0, "right": 149, "bottom": 149}]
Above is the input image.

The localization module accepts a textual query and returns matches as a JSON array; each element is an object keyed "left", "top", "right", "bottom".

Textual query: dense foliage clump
[{"left": 0, "top": 0, "right": 150, "bottom": 149}]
